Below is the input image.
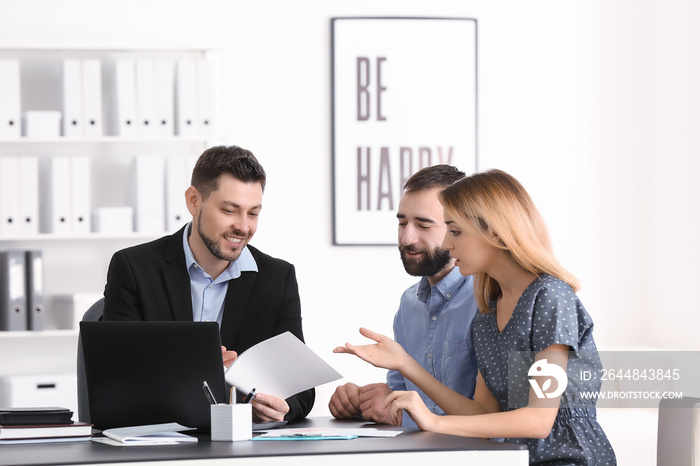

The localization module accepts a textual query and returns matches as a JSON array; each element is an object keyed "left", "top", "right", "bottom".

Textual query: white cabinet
[{"left": 0, "top": 44, "right": 223, "bottom": 380}]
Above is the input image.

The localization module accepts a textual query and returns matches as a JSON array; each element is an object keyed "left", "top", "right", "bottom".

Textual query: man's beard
[
  {"left": 197, "top": 212, "right": 248, "bottom": 262},
  {"left": 399, "top": 245, "right": 452, "bottom": 277}
]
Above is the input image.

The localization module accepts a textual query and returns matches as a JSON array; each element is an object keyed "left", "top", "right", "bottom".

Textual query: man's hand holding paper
[
  {"left": 251, "top": 392, "right": 290, "bottom": 422},
  {"left": 225, "top": 332, "right": 342, "bottom": 404}
]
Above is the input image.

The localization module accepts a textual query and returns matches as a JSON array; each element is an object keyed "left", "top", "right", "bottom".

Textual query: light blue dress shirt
[
  {"left": 388, "top": 267, "right": 478, "bottom": 428},
  {"left": 182, "top": 223, "right": 258, "bottom": 325}
]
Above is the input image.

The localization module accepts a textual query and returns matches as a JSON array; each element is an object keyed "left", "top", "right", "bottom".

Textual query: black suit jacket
[{"left": 102, "top": 225, "right": 314, "bottom": 421}]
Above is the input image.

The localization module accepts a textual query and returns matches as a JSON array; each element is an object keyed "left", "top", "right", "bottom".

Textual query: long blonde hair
[{"left": 439, "top": 169, "right": 579, "bottom": 313}]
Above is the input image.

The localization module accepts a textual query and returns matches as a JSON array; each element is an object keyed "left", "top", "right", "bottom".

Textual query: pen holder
[{"left": 210, "top": 403, "right": 252, "bottom": 441}]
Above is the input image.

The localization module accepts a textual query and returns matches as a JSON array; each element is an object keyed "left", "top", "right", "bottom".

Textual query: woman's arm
[
  {"left": 335, "top": 328, "right": 498, "bottom": 416},
  {"left": 387, "top": 344, "right": 569, "bottom": 439}
]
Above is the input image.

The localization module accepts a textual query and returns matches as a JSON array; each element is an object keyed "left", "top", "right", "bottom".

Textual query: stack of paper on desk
[
  {"left": 91, "top": 422, "right": 197, "bottom": 446},
  {"left": 254, "top": 427, "right": 403, "bottom": 440},
  {"left": 224, "top": 332, "right": 342, "bottom": 400}
]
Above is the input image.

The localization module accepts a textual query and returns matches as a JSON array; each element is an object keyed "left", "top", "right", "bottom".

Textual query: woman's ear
[{"left": 492, "top": 230, "right": 506, "bottom": 247}]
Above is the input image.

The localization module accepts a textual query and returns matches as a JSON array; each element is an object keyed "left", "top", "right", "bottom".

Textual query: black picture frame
[{"left": 331, "top": 17, "right": 478, "bottom": 246}]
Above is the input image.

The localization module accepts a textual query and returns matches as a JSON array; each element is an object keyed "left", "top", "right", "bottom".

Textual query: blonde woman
[{"left": 335, "top": 169, "right": 616, "bottom": 465}]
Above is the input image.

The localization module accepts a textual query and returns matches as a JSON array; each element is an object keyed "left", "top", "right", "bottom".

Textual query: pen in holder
[{"left": 210, "top": 387, "right": 252, "bottom": 441}]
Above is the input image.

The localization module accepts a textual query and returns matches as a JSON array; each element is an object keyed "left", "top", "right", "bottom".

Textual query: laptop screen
[{"left": 80, "top": 321, "right": 226, "bottom": 431}]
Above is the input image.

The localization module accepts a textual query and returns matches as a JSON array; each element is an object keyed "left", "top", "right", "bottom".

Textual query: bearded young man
[
  {"left": 102, "top": 145, "right": 314, "bottom": 423},
  {"left": 329, "top": 165, "right": 478, "bottom": 428}
]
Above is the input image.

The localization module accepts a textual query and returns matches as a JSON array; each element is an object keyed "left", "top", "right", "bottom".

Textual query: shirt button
[
  {"left": 428, "top": 353, "right": 433, "bottom": 359},
  {"left": 446, "top": 293, "right": 451, "bottom": 299},
  {"left": 431, "top": 315, "right": 437, "bottom": 321}
]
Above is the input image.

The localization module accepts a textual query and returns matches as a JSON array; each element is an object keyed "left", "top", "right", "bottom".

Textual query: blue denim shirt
[
  {"left": 388, "top": 267, "right": 478, "bottom": 428},
  {"left": 182, "top": 223, "right": 258, "bottom": 325}
]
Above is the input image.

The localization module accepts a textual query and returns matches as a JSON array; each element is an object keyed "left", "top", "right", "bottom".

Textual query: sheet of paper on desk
[
  {"left": 224, "top": 331, "right": 342, "bottom": 400},
  {"left": 93, "top": 422, "right": 198, "bottom": 446},
  {"left": 256, "top": 427, "right": 402, "bottom": 439},
  {"left": 91, "top": 433, "right": 196, "bottom": 447}
]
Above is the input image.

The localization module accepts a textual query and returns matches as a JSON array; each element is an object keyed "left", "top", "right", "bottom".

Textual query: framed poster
[{"left": 331, "top": 17, "right": 478, "bottom": 246}]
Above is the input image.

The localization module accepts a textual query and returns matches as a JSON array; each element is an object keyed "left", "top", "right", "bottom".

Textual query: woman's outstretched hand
[{"left": 334, "top": 327, "right": 411, "bottom": 373}]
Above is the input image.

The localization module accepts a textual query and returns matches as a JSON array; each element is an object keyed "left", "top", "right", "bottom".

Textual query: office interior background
[{"left": 1, "top": 0, "right": 699, "bottom": 464}]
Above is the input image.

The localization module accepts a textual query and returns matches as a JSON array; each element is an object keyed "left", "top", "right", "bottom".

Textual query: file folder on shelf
[
  {"left": 18, "top": 156, "right": 39, "bottom": 236},
  {"left": 70, "top": 156, "right": 91, "bottom": 235},
  {"left": 165, "top": 156, "right": 189, "bottom": 232},
  {"left": 129, "top": 155, "right": 165, "bottom": 233},
  {"left": 25, "top": 250, "right": 44, "bottom": 331},
  {"left": 0, "top": 157, "right": 20, "bottom": 237},
  {"left": 154, "top": 60, "right": 175, "bottom": 138},
  {"left": 135, "top": 60, "right": 156, "bottom": 138},
  {"left": 81, "top": 59, "right": 103, "bottom": 138},
  {"left": 0, "top": 60, "right": 21, "bottom": 139},
  {"left": 62, "top": 60, "right": 83, "bottom": 138},
  {"left": 115, "top": 60, "right": 138, "bottom": 138},
  {"left": 196, "top": 60, "right": 215, "bottom": 138},
  {"left": 24, "top": 111, "right": 61, "bottom": 138},
  {"left": 175, "top": 60, "right": 198, "bottom": 137},
  {"left": 92, "top": 207, "right": 133, "bottom": 235},
  {"left": 41, "top": 157, "right": 72, "bottom": 235},
  {"left": 0, "top": 251, "right": 27, "bottom": 331}
]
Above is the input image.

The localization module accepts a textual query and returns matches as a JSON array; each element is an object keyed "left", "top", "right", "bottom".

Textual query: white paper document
[
  {"left": 256, "top": 427, "right": 402, "bottom": 439},
  {"left": 224, "top": 332, "right": 342, "bottom": 400},
  {"left": 94, "top": 422, "right": 197, "bottom": 446}
]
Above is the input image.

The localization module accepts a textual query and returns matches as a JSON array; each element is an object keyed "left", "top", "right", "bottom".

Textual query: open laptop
[{"left": 80, "top": 321, "right": 227, "bottom": 431}]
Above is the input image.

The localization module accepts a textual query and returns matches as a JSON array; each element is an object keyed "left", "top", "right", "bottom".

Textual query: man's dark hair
[
  {"left": 191, "top": 145, "right": 267, "bottom": 199},
  {"left": 403, "top": 164, "right": 466, "bottom": 193}
]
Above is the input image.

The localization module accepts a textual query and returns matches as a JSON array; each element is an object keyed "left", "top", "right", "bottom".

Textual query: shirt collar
[
  {"left": 416, "top": 266, "right": 469, "bottom": 303},
  {"left": 182, "top": 222, "right": 258, "bottom": 280}
]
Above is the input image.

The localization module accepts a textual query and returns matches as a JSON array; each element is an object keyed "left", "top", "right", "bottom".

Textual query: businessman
[
  {"left": 103, "top": 145, "right": 314, "bottom": 422},
  {"left": 329, "top": 165, "right": 478, "bottom": 428}
]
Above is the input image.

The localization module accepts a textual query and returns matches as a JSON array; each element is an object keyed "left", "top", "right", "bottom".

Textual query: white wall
[
  {"left": 642, "top": 0, "right": 700, "bottom": 349},
  {"left": 1, "top": 0, "right": 699, "bottom": 452}
]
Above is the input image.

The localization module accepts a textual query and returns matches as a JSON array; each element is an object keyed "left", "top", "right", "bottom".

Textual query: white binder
[
  {"left": 197, "top": 60, "right": 215, "bottom": 138},
  {"left": 165, "top": 156, "right": 189, "bottom": 232},
  {"left": 175, "top": 60, "right": 198, "bottom": 137},
  {"left": 154, "top": 60, "right": 175, "bottom": 137},
  {"left": 70, "top": 156, "right": 91, "bottom": 234},
  {"left": 62, "top": 60, "right": 83, "bottom": 138},
  {"left": 115, "top": 59, "right": 138, "bottom": 138},
  {"left": 41, "top": 157, "right": 72, "bottom": 234},
  {"left": 0, "top": 60, "right": 21, "bottom": 139},
  {"left": 135, "top": 60, "right": 156, "bottom": 138},
  {"left": 18, "top": 156, "right": 39, "bottom": 235},
  {"left": 82, "top": 59, "right": 103, "bottom": 138},
  {"left": 0, "top": 157, "right": 20, "bottom": 236},
  {"left": 130, "top": 154, "right": 165, "bottom": 233}
]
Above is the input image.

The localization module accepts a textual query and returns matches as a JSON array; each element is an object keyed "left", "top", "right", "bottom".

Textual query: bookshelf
[{"left": 0, "top": 43, "right": 224, "bottom": 394}]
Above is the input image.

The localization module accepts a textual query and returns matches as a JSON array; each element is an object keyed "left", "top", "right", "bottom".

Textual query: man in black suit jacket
[{"left": 103, "top": 145, "right": 314, "bottom": 422}]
